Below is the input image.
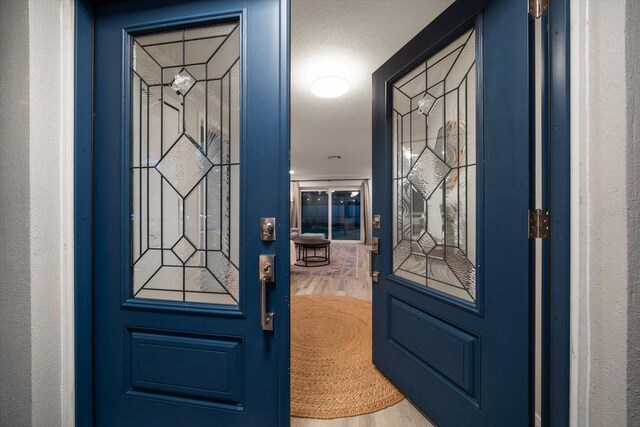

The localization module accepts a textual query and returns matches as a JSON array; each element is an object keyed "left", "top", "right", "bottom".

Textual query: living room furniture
[
  {"left": 300, "top": 232, "right": 326, "bottom": 239},
  {"left": 290, "top": 228, "right": 300, "bottom": 240},
  {"left": 293, "top": 237, "right": 331, "bottom": 267}
]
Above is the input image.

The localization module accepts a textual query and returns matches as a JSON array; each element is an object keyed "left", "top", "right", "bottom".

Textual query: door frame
[
  {"left": 73, "top": 0, "right": 291, "bottom": 424},
  {"left": 74, "top": 0, "right": 568, "bottom": 425},
  {"left": 370, "top": 0, "right": 571, "bottom": 426},
  {"left": 547, "top": 1, "right": 571, "bottom": 425}
]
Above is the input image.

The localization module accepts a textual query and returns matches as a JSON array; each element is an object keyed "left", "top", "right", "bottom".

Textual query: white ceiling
[{"left": 290, "top": 0, "right": 454, "bottom": 180}]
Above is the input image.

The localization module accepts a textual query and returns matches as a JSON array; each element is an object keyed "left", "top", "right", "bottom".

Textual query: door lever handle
[
  {"left": 370, "top": 237, "right": 379, "bottom": 255},
  {"left": 370, "top": 237, "right": 380, "bottom": 283},
  {"left": 260, "top": 277, "right": 274, "bottom": 331},
  {"left": 259, "top": 255, "right": 275, "bottom": 331}
]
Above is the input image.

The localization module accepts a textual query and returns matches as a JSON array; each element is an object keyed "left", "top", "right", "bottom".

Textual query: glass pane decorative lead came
[
  {"left": 391, "top": 28, "right": 477, "bottom": 304},
  {"left": 130, "top": 20, "right": 240, "bottom": 305}
]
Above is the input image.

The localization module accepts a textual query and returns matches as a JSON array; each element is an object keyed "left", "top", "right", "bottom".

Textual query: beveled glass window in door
[
  {"left": 391, "top": 28, "right": 477, "bottom": 304},
  {"left": 130, "top": 20, "right": 240, "bottom": 305}
]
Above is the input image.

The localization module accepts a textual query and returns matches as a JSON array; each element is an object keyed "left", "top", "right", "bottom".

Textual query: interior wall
[
  {"left": 0, "top": 0, "right": 69, "bottom": 425},
  {"left": 28, "top": 0, "right": 63, "bottom": 424},
  {"left": 0, "top": 1, "right": 33, "bottom": 425},
  {"left": 626, "top": 0, "right": 640, "bottom": 424},
  {"left": 60, "top": 1, "right": 76, "bottom": 424},
  {"left": 572, "top": 0, "right": 631, "bottom": 425}
]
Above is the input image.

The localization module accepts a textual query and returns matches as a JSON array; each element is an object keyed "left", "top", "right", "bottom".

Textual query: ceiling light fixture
[{"left": 310, "top": 76, "right": 350, "bottom": 98}]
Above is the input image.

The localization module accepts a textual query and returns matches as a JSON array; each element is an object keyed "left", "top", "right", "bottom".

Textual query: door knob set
[
  {"left": 259, "top": 254, "right": 275, "bottom": 331},
  {"left": 259, "top": 217, "right": 277, "bottom": 331}
]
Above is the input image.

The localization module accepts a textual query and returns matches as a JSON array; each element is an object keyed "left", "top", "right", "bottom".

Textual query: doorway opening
[
  {"left": 288, "top": 1, "right": 455, "bottom": 425},
  {"left": 70, "top": 1, "right": 564, "bottom": 425}
]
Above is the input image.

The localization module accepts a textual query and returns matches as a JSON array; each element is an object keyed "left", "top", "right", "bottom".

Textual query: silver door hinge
[
  {"left": 372, "top": 271, "right": 380, "bottom": 283},
  {"left": 529, "top": 0, "right": 548, "bottom": 18},
  {"left": 528, "top": 208, "right": 550, "bottom": 239}
]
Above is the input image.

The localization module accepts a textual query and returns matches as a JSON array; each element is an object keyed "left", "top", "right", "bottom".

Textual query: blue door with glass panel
[
  {"left": 92, "top": 0, "right": 289, "bottom": 425},
  {"left": 372, "top": 0, "right": 532, "bottom": 425}
]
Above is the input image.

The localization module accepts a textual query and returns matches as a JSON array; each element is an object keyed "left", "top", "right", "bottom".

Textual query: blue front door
[
  {"left": 372, "top": 0, "right": 532, "bottom": 425},
  {"left": 92, "top": 1, "right": 289, "bottom": 425}
]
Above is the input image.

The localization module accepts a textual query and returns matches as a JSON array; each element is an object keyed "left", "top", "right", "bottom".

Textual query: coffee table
[{"left": 293, "top": 238, "right": 331, "bottom": 267}]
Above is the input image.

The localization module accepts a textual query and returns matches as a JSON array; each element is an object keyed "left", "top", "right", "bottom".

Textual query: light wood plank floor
[{"left": 290, "top": 243, "right": 435, "bottom": 427}]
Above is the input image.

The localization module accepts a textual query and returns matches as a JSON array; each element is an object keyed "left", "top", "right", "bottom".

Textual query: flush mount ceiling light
[{"left": 310, "top": 76, "right": 350, "bottom": 98}]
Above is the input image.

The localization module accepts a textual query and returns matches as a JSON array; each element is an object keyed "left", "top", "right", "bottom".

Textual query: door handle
[
  {"left": 259, "top": 255, "right": 275, "bottom": 331},
  {"left": 370, "top": 237, "right": 380, "bottom": 283}
]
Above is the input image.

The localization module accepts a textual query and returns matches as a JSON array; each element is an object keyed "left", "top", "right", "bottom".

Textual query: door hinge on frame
[
  {"left": 529, "top": 0, "right": 548, "bottom": 18},
  {"left": 528, "top": 208, "right": 550, "bottom": 239}
]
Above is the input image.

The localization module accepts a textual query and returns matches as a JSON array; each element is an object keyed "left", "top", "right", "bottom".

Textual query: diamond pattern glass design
[
  {"left": 170, "top": 69, "right": 195, "bottom": 95},
  {"left": 156, "top": 134, "right": 213, "bottom": 197},
  {"left": 130, "top": 20, "right": 241, "bottom": 305},
  {"left": 391, "top": 28, "right": 477, "bottom": 304}
]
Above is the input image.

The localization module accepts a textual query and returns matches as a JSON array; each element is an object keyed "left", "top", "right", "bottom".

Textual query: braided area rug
[{"left": 290, "top": 295, "right": 403, "bottom": 419}]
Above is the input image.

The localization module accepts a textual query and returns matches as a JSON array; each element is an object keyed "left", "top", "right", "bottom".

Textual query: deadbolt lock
[{"left": 260, "top": 217, "right": 276, "bottom": 241}]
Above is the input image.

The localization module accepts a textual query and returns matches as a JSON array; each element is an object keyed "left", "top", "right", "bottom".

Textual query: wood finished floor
[{"left": 290, "top": 243, "right": 435, "bottom": 427}]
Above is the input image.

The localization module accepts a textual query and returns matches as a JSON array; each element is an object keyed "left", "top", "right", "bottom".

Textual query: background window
[
  {"left": 300, "top": 189, "right": 362, "bottom": 241},
  {"left": 331, "top": 191, "right": 361, "bottom": 241},
  {"left": 301, "top": 191, "right": 329, "bottom": 237}
]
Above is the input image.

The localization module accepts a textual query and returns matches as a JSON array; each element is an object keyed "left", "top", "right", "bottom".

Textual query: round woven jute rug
[{"left": 291, "top": 295, "right": 403, "bottom": 419}]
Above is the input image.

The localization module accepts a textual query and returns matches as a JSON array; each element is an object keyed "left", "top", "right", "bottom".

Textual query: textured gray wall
[
  {"left": 0, "top": 0, "right": 32, "bottom": 426},
  {"left": 0, "top": 1, "right": 64, "bottom": 424},
  {"left": 28, "top": 0, "right": 63, "bottom": 424},
  {"left": 627, "top": 0, "right": 640, "bottom": 425},
  {"left": 587, "top": 0, "right": 628, "bottom": 425}
]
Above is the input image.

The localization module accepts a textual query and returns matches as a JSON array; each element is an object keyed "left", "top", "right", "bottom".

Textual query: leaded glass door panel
[
  {"left": 371, "top": 1, "right": 533, "bottom": 425},
  {"left": 392, "top": 27, "right": 476, "bottom": 304},
  {"left": 92, "top": 1, "right": 289, "bottom": 426},
  {"left": 130, "top": 21, "right": 240, "bottom": 305}
]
